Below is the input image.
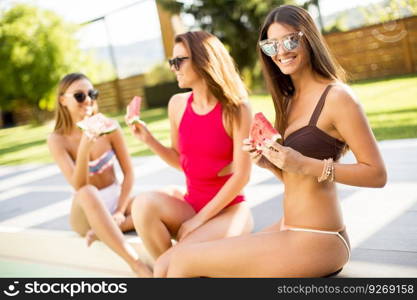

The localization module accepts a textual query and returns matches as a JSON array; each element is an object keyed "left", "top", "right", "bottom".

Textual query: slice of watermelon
[
  {"left": 126, "top": 96, "right": 142, "bottom": 124},
  {"left": 77, "top": 113, "right": 119, "bottom": 138},
  {"left": 250, "top": 112, "right": 281, "bottom": 148}
]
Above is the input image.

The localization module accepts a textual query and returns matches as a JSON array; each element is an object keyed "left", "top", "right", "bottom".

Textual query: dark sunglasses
[
  {"left": 168, "top": 56, "right": 189, "bottom": 71},
  {"left": 259, "top": 31, "right": 304, "bottom": 57},
  {"left": 64, "top": 89, "right": 99, "bottom": 103}
]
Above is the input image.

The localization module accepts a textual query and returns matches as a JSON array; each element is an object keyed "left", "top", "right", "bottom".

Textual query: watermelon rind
[
  {"left": 127, "top": 116, "right": 141, "bottom": 125},
  {"left": 76, "top": 113, "right": 119, "bottom": 137},
  {"left": 100, "top": 121, "right": 119, "bottom": 135}
]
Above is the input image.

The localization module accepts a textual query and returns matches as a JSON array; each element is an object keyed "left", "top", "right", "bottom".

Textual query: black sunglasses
[
  {"left": 64, "top": 89, "right": 99, "bottom": 103},
  {"left": 168, "top": 56, "right": 189, "bottom": 71}
]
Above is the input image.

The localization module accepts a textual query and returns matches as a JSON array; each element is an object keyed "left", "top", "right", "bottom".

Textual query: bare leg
[
  {"left": 120, "top": 215, "right": 134, "bottom": 232},
  {"left": 131, "top": 187, "right": 195, "bottom": 260},
  {"left": 85, "top": 197, "right": 136, "bottom": 247},
  {"left": 259, "top": 218, "right": 282, "bottom": 233},
  {"left": 166, "top": 229, "right": 349, "bottom": 278},
  {"left": 85, "top": 229, "right": 97, "bottom": 247},
  {"left": 153, "top": 202, "right": 253, "bottom": 277},
  {"left": 73, "top": 185, "right": 152, "bottom": 277}
]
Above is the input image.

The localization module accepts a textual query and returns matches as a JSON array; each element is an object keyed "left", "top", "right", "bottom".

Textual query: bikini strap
[{"left": 308, "top": 84, "right": 334, "bottom": 126}]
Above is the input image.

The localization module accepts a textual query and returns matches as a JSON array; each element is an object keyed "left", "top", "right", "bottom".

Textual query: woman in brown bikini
[{"left": 161, "top": 5, "right": 387, "bottom": 277}]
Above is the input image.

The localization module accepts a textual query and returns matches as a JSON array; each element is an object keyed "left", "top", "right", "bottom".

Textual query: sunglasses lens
[
  {"left": 175, "top": 58, "right": 183, "bottom": 70},
  {"left": 283, "top": 36, "right": 299, "bottom": 51},
  {"left": 74, "top": 93, "right": 86, "bottom": 102},
  {"left": 168, "top": 58, "right": 179, "bottom": 70},
  {"left": 89, "top": 90, "right": 99, "bottom": 100},
  {"left": 260, "top": 33, "right": 302, "bottom": 56},
  {"left": 261, "top": 42, "right": 277, "bottom": 56},
  {"left": 169, "top": 57, "right": 188, "bottom": 71}
]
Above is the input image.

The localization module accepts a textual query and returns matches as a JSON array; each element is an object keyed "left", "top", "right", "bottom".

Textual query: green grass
[
  {"left": 0, "top": 107, "right": 170, "bottom": 165},
  {"left": 0, "top": 74, "right": 416, "bottom": 165},
  {"left": 251, "top": 73, "right": 417, "bottom": 141},
  {"left": 350, "top": 74, "right": 417, "bottom": 140}
]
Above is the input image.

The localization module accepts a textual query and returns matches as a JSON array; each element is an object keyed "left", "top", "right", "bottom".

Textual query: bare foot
[
  {"left": 130, "top": 259, "right": 153, "bottom": 277},
  {"left": 85, "top": 229, "right": 98, "bottom": 247}
]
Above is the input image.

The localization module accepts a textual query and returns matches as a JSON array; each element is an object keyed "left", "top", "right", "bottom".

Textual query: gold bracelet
[
  {"left": 318, "top": 158, "right": 334, "bottom": 182},
  {"left": 329, "top": 160, "right": 335, "bottom": 182},
  {"left": 317, "top": 159, "right": 327, "bottom": 182},
  {"left": 318, "top": 158, "right": 331, "bottom": 182},
  {"left": 327, "top": 158, "right": 334, "bottom": 182}
]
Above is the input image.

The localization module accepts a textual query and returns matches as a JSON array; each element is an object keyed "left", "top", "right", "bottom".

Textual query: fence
[
  {"left": 95, "top": 15, "right": 417, "bottom": 114},
  {"left": 9, "top": 75, "right": 146, "bottom": 125},
  {"left": 94, "top": 74, "right": 146, "bottom": 114},
  {"left": 10, "top": 16, "right": 417, "bottom": 125},
  {"left": 324, "top": 15, "right": 417, "bottom": 81}
]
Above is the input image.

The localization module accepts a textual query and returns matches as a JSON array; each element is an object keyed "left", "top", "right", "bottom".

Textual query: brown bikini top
[{"left": 283, "top": 85, "right": 346, "bottom": 161}]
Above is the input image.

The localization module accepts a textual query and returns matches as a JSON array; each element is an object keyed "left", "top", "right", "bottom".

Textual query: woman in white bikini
[
  {"left": 162, "top": 5, "right": 387, "bottom": 277},
  {"left": 47, "top": 73, "right": 151, "bottom": 277}
]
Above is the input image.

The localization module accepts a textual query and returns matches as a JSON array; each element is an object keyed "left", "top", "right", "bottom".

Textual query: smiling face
[
  {"left": 266, "top": 22, "right": 309, "bottom": 76},
  {"left": 171, "top": 42, "right": 200, "bottom": 89},
  {"left": 59, "top": 78, "right": 97, "bottom": 122}
]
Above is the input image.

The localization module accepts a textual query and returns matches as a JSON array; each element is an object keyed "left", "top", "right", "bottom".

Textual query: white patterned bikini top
[{"left": 88, "top": 149, "right": 115, "bottom": 175}]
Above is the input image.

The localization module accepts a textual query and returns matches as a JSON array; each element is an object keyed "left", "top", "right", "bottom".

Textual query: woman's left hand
[
  {"left": 261, "top": 139, "right": 306, "bottom": 174},
  {"left": 177, "top": 216, "right": 204, "bottom": 242},
  {"left": 112, "top": 211, "right": 126, "bottom": 227}
]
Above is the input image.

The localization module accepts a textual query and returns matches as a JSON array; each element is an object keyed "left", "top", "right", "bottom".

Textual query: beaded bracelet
[
  {"left": 318, "top": 158, "right": 334, "bottom": 182},
  {"left": 329, "top": 161, "right": 335, "bottom": 182}
]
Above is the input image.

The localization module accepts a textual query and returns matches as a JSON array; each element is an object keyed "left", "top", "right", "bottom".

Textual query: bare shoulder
[
  {"left": 47, "top": 132, "right": 65, "bottom": 147},
  {"left": 168, "top": 91, "right": 191, "bottom": 111},
  {"left": 168, "top": 92, "right": 191, "bottom": 125},
  {"left": 230, "top": 101, "right": 252, "bottom": 136},
  {"left": 107, "top": 125, "right": 123, "bottom": 142},
  {"left": 239, "top": 100, "right": 252, "bottom": 111},
  {"left": 238, "top": 100, "right": 253, "bottom": 120},
  {"left": 326, "top": 83, "right": 363, "bottom": 117},
  {"left": 327, "top": 83, "right": 360, "bottom": 105}
]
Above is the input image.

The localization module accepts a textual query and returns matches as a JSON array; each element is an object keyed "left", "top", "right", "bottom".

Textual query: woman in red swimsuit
[
  {"left": 164, "top": 5, "right": 387, "bottom": 277},
  {"left": 127, "top": 31, "right": 254, "bottom": 277}
]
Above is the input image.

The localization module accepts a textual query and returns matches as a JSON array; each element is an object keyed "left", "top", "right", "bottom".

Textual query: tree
[
  {"left": 0, "top": 4, "right": 113, "bottom": 120},
  {"left": 361, "top": 0, "right": 417, "bottom": 25},
  {"left": 323, "top": 13, "right": 348, "bottom": 34},
  {"left": 301, "top": 0, "right": 324, "bottom": 32},
  {"left": 158, "top": 0, "right": 293, "bottom": 76}
]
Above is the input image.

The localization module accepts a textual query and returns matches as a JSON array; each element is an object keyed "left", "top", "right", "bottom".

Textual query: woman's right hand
[
  {"left": 125, "top": 117, "right": 152, "bottom": 144},
  {"left": 80, "top": 131, "right": 97, "bottom": 147},
  {"left": 242, "top": 139, "right": 283, "bottom": 181},
  {"left": 242, "top": 138, "right": 282, "bottom": 173}
]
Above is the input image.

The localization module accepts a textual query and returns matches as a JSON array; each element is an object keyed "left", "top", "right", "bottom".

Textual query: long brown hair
[
  {"left": 175, "top": 31, "right": 248, "bottom": 132},
  {"left": 258, "top": 5, "right": 346, "bottom": 135},
  {"left": 53, "top": 73, "right": 89, "bottom": 135}
]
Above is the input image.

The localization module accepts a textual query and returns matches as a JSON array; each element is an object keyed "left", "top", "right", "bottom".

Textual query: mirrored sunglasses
[{"left": 259, "top": 32, "right": 304, "bottom": 57}]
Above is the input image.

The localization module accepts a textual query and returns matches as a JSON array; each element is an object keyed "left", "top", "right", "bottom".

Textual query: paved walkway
[{"left": 0, "top": 138, "right": 416, "bottom": 277}]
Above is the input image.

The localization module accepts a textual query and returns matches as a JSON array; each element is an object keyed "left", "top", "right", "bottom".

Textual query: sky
[
  {"left": 1, "top": 0, "right": 385, "bottom": 76},
  {"left": 3, "top": 0, "right": 385, "bottom": 47},
  {"left": 305, "top": 0, "right": 383, "bottom": 16},
  {"left": 2, "top": 0, "right": 162, "bottom": 47}
]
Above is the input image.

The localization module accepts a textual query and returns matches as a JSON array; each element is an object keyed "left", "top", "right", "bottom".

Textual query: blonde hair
[
  {"left": 53, "top": 73, "right": 89, "bottom": 135},
  {"left": 175, "top": 31, "right": 248, "bottom": 131}
]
